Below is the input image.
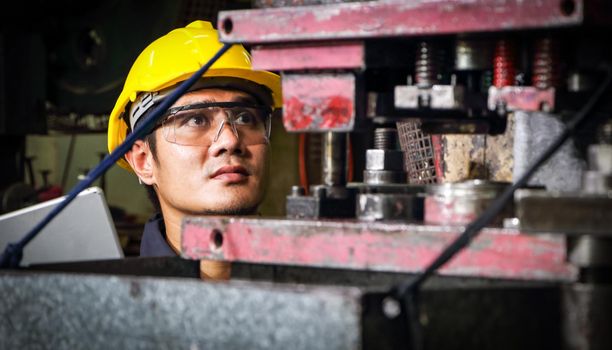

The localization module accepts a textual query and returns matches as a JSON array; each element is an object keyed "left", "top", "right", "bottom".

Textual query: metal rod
[{"left": 322, "top": 132, "right": 347, "bottom": 187}]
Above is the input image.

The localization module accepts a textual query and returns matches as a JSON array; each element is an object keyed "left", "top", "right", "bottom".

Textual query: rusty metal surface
[
  {"left": 488, "top": 86, "right": 556, "bottom": 112},
  {"left": 439, "top": 113, "right": 514, "bottom": 183},
  {"left": 432, "top": 135, "right": 444, "bottom": 182},
  {"left": 515, "top": 189, "right": 612, "bottom": 236},
  {"left": 397, "top": 121, "right": 438, "bottom": 184},
  {"left": 282, "top": 73, "right": 357, "bottom": 132},
  {"left": 5, "top": 262, "right": 567, "bottom": 350},
  {"left": 218, "top": 0, "right": 583, "bottom": 44},
  {"left": 485, "top": 112, "right": 515, "bottom": 182},
  {"left": 181, "top": 217, "right": 576, "bottom": 282},
  {"left": 441, "top": 134, "right": 486, "bottom": 182},
  {"left": 0, "top": 271, "right": 363, "bottom": 350},
  {"left": 251, "top": 42, "right": 365, "bottom": 71}
]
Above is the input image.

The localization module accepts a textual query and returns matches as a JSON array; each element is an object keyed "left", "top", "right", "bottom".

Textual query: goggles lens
[{"left": 160, "top": 102, "right": 272, "bottom": 146}]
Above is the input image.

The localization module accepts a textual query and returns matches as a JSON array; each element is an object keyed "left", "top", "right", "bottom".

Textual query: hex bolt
[{"left": 374, "top": 128, "right": 398, "bottom": 150}]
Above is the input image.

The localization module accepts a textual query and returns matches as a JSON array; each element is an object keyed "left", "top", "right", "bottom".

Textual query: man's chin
[
  {"left": 188, "top": 197, "right": 261, "bottom": 216},
  {"left": 181, "top": 186, "right": 263, "bottom": 216},
  {"left": 198, "top": 206, "right": 259, "bottom": 216}
]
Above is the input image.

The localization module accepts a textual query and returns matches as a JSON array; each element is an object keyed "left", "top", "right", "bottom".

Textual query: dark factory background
[
  {"left": 0, "top": 0, "right": 299, "bottom": 256},
  {"left": 1, "top": 1, "right": 612, "bottom": 349}
]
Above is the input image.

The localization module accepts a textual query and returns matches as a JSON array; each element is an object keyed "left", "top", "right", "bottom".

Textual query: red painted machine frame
[
  {"left": 181, "top": 217, "right": 576, "bottom": 282},
  {"left": 283, "top": 73, "right": 357, "bottom": 131},
  {"left": 218, "top": 0, "right": 584, "bottom": 133},
  {"left": 195, "top": 0, "right": 586, "bottom": 285},
  {"left": 218, "top": 0, "right": 583, "bottom": 43}
]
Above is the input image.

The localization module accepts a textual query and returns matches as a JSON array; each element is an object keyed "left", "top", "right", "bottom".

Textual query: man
[{"left": 107, "top": 20, "right": 281, "bottom": 279}]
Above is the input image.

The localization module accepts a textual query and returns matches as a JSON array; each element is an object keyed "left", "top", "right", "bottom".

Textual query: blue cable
[{"left": 0, "top": 43, "right": 234, "bottom": 268}]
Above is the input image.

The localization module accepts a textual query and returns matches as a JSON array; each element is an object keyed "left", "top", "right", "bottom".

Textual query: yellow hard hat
[{"left": 107, "top": 20, "right": 282, "bottom": 171}]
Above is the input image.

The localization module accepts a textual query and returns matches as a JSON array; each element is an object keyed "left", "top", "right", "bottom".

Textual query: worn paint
[
  {"left": 282, "top": 73, "right": 355, "bottom": 132},
  {"left": 441, "top": 134, "right": 486, "bottom": 182},
  {"left": 284, "top": 97, "right": 314, "bottom": 130},
  {"left": 181, "top": 217, "right": 228, "bottom": 259},
  {"left": 441, "top": 124, "right": 515, "bottom": 183},
  {"left": 319, "top": 95, "right": 353, "bottom": 128},
  {"left": 218, "top": 0, "right": 583, "bottom": 44},
  {"left": 486, "top": 112, "right": 515, "bottom": 182},
  {"left": 181, "top": 217, "right": 576, "bottom": 282},
  {"left": 431, "top": 135, "right": 444, "bottom": 182},
  {"left": 488, "top": 86, "right": 556, "bottom": 112},
  {"left": 251, "top": 42, "right": 365, "bottom": 71}
]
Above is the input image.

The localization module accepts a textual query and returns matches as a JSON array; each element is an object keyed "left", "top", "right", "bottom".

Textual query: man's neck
[{"left": 159, "top": 207, "right": 183, "bottom": 254}]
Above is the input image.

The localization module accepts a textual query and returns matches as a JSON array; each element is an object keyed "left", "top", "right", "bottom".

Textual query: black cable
[
  {"left": 393, "top": 66, "right": 612, "bottom": 297},
  {"left": 61, "top": 134, "right": 77, "bottom": 191},
  {"left": 0, "top": 43, "right": 234, "bottom": 269},
  {"left": 390, "top": 65, "right": 612, "bottom": 349}
]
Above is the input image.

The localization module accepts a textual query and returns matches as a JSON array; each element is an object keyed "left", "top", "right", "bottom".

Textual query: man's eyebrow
[
  {"left": 194, "top": 95, "right": 258, "bottom": 104},
  {"left": 230, "top": 95, "right": 258, "bottom": 104}
]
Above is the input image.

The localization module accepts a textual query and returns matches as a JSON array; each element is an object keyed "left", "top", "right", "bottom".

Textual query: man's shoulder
[{"left": 139, "top": 213, "right": 176, "bottom": 257}]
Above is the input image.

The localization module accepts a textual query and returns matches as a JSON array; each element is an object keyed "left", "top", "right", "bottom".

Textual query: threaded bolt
[
  {"left": 374, "top": 128, "right": 398, "bottom": 150},
  {"left": 415, "top": 41, "right": 442, "bottom": 88},
  {"left": 532, "top": 36, "right": 561, "bottom": 89}
]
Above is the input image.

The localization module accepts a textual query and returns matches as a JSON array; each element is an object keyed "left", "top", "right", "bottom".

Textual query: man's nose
[{"left": 209, "top": 120, "right": 243, "bottom": 156}]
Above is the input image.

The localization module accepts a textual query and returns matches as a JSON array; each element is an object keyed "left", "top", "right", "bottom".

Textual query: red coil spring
[
  {"left": 532, "top": 37, "right": 560, "bottom": 89},
  {"left": 493, "top": 39, "right": 516, "bottom": 88}
]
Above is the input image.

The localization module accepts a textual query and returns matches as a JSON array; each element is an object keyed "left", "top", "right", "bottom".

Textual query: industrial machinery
[{"left": 2, "top": 1, "right": 611, "bottom": 349}]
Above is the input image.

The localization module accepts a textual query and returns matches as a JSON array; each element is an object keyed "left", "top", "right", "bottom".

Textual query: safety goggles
[{"left": 158, "top": 102, "right": 272, "bottom": 146}]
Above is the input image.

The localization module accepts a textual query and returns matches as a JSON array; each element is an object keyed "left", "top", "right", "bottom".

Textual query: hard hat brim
[{"left": 108, "top": 68, "right": 281, "bottom": 172}]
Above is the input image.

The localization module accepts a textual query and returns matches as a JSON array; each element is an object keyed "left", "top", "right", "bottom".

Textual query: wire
[
  {"left": 0, "top": 43, "right": 234, "bottom": 269},
  {"left": 391, "top": 66, "right": 612, "bottom": 350},
  {"left": 61, "top": 134, "right": 77, "bottom": 190},
  {"left": 393, "top": 66, "right": 612, "bottom": 298}
]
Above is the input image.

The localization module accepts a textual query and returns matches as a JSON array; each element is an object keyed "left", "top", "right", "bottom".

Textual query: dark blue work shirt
[{"left": 139, "top": 213, "right": 177, "bottom": 257}]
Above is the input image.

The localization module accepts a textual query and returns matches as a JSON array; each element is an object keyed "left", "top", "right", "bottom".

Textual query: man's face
[{"left": 148, "top": 88, "right": 269, "bottom": 215}]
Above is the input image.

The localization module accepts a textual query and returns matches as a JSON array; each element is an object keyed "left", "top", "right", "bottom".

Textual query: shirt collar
[{"left": 139, "top": 213, "right": 177, "bottom": 257}]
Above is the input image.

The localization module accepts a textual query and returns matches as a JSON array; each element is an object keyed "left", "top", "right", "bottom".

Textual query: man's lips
[{"left": 211, "top": 165, "right": 249, "bottom": 182}]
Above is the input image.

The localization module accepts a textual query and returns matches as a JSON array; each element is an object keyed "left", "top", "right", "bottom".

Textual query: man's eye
[
  {"left": 178, "top": 113, "right": 209, "bottom": 128},
  {"left": 234, "top": 110, "right": 257, "bottom": 125}
]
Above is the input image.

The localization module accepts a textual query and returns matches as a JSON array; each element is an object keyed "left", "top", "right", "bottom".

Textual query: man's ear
[{"left": 124, "top": 139, "right": 156, "bottom": 185}]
